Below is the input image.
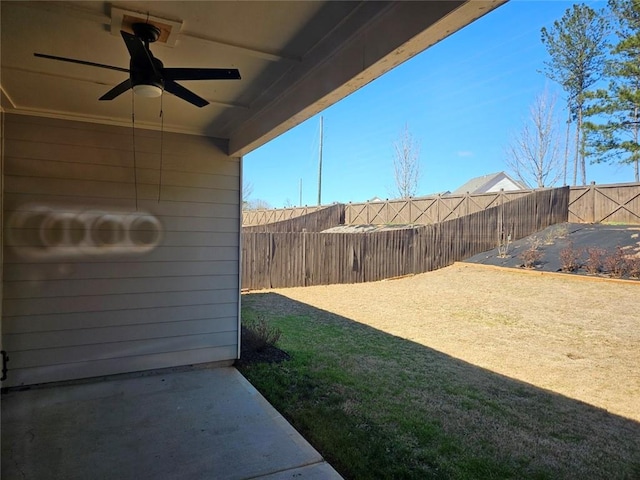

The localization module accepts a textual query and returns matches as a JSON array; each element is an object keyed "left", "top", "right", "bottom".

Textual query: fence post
[
  {"left": 411, "top": 228, "right": 418, "bottom": 274},
  {"left": 589, "top": 181, "right": 596, "bottom": 223},
  {"left": 409, "top": 198, "right": 412, "bottom": 224},
  {"left": 385, "top": 199, "right": 389, "bottom": 224},
  {"left": 463, "top": 192, "right": 467, "bottom": 217},
  {"left": 302, "top": 229, "right": 307, "bottom": 287},
  {"left": 267, "top": 232, "right": 273, "bottom": 289}
]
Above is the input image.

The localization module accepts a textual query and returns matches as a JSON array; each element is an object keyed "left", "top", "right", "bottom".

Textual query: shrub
[
  {"left": 584, "top": 248, "right": 606, "bottom": 275},
  {"left": 603, "top": 247, "right": 627, "bottom": 278},
  {"left": 243, "top": 315, "right": 282, "bottom": 352},
  {"left": 626, "top": 256, "right": 640, "bottom": 279},
  {"left": 497, "top": 231, "right": 512, "bottom": 258},
  {"left": 559, "top": 242, "right": 583, "bottom": 272},
  {"left": 520, "top": 237, "right": 543, "bottom": 269}
]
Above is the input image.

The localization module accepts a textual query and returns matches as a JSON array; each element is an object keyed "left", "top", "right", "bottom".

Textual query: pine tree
[
  {"left": 585, "top": 0, "right": 640, "bottom": 182},
  {"left": 541, "top": 4, "right": 610, "bottom": 185}
]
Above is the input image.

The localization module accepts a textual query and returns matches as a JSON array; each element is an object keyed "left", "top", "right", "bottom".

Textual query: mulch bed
[{"left": 464, "top": 222, "right": 640, "bottom": 280}]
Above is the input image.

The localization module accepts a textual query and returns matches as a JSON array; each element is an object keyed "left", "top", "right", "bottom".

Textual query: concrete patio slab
[{"left": 1, "top": 366, "right": 342, "bottom": 480}]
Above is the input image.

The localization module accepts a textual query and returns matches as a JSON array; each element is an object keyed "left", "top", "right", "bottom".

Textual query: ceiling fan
[{"left": 34, "top": 22, "right": 241, "bottom": 108}]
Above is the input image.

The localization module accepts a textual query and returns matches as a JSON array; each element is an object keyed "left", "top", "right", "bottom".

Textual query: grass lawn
[{"left": 237, "top": 265, "right": 640, "bottom": 480}]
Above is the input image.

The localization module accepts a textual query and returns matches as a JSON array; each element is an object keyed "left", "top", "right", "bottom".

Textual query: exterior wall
[{"left": 1, "top": 114, "right": 240, "bottom": 387}]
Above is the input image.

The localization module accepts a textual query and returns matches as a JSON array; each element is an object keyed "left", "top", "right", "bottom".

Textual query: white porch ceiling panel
[{"left": 1, "top": 1, "right": 506, "bottom": 156}]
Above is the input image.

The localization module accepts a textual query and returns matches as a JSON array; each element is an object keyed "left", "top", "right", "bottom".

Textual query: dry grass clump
[{"left": 543, "top": 223, "right": 569, "bottom": 244}]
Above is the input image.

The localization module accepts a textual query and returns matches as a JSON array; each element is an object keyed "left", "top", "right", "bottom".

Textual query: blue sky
[{"left": 244, "top": 0, "right": 632, "bottom": 208}]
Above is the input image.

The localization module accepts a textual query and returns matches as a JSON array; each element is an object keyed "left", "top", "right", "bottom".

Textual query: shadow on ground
[{"left": 240, "top": 291, "right": 640, "bottom": 480}]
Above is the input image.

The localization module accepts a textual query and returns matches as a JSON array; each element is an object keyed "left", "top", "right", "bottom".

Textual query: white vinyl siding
[
  {"left": 1, "top": 114, "right": 240, "bottom": 387},
  {"left": 485, "top": 175, "right": 522, "bottom": 193}
]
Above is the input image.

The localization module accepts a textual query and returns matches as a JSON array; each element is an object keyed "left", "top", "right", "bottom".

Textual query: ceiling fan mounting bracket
[{"left": 132, "top": 23, "right": 161, "bottom": 44}]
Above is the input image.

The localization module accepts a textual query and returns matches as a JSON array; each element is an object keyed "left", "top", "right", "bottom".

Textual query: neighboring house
[
  {"left": 381, "top": 191, "right": 451, "bottom": 202},
  {"left": 0, "top": 1, "right": 505, "bottom": 389},
  {"left": 421, "top": 190, "right": 452, "bottom": 197},
  {"left": 452, "top": 172, "right": 528, "bottom": 195}
]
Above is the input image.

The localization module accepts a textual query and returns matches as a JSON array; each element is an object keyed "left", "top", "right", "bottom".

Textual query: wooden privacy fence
[
  {"left": 242, "top": 205, "right": 325, "bottom": 226},
  {"left": 569, "top": 182, "right": 640, "bottom": 224},
  {"left": 242, "top": 183, "right": 640, "bottom": 228},
  {"left": 344, "top": 190, "right": 533, "bottom": 225},
  {"left": 242, "top": 187, "right": 569, "bottom": 289},
  {"left": 242, "top": 204, "right": 344, "bottom": 233}
]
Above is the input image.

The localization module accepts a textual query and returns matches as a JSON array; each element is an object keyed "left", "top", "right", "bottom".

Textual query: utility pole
[{"left": 317, "top": 116, "right": 323, "bottom": 206}]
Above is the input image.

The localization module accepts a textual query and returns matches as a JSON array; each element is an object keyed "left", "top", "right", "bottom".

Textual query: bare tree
[
  {"left": 241, "top": 180, "right": 271, "bottom": 210},
  {"left": 244, "top": 198, "right": 271, "bottom": 210},
  {"left": 393, "top": 124, "right": 421, "bottom": 198},
  {"left": 505, "top": 90, "right": 563, "bottom": 188},
  {"left": 242, "top": 180, "right": 254, "bottom": 207}
]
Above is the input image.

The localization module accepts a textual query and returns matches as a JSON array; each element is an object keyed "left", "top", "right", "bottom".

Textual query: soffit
[{"left": 0, "top": 1, "right": 506, "bottom": 156}]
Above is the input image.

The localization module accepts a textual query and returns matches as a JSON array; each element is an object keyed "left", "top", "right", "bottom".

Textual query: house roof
[
  {"left": 0, "top": 1, "right": 506, "bottom": 157},
  {"left": 452, "top": 171, "right": 526, "bottom": 194}
]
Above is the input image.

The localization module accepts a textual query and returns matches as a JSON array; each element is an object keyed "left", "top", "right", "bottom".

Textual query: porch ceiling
[{"left": 0, "top": 1, "right": 506, "bottom": 156}]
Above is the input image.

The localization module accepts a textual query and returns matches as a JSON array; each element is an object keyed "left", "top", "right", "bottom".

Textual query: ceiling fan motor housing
[{"left": 130, "top": 56, "right": 164, "bottom": 92}]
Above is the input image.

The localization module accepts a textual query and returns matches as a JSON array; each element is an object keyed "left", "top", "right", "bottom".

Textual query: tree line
[{"left": 511, "top": 0, "right": 640, "bottom": 188}]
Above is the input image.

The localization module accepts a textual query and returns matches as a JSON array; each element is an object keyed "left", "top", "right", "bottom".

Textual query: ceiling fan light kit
[
  {"left": 132, "top": 84, "right": 163, "bottom": 98},
  {"left": 34, "top": 22, "right": 241, "bottom": 107}
]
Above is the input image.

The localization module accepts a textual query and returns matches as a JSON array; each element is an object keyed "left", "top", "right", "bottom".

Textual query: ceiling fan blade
[
  {"left": 164, "top": 80, "right": 209, "bottom": 108},
  {"left": 99, "top": 79, "right": 133, "bottom": 101},
  {"left": 34, "top": 53, "right": 129, "bottom": 73},
  {"left": 163, "top": 68, "right": 241, "bottom": 81},
  {"left": 120, "top": 31, "right": 158, "bottom": 74}
]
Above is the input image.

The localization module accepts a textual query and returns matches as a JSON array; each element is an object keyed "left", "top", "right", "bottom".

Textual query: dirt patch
[{"left": 248, "top": 263, "right": 640, "bottom": 422}]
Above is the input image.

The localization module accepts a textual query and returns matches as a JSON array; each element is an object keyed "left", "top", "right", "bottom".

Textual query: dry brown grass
[{"left": 267, "top": 263, "right": 640, "bottom": 423}]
